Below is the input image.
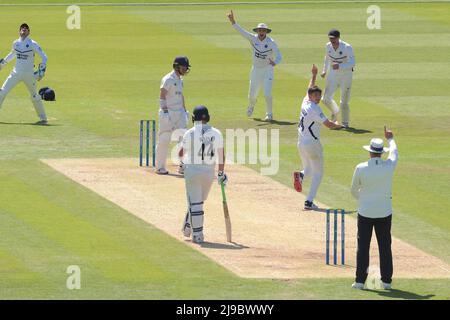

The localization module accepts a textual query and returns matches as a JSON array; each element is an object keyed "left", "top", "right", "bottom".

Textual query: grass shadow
[
  {"left": 343, "top": 126, "right": 372, "bottom": 134},
  {"left": 252, "top": 118, "right": 298, "bottom": 126},
  {"left": 0, "top": 121, "right": 61, "bottom": 127},
  {"left": 364, "top": 288, "right": 435, "bottom": 300}
]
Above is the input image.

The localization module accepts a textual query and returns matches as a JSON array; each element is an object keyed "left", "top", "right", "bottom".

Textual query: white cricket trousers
[
  {"left": 183, "top": 165, "right": 215, "bottom": 236},
  {"left": 297, "top": 140, "right": 324, "bottom": 203},
  {"left": 321, "top": 71, "right": 352, "bottom": 125},
  {"left": 155, "top": 108, "right": 187, "bottom": 170},
  {"left": 248, "top": 65, "right": 274, "bottom": 116},
  {"left": 0, "top": 70, "right": 47, "bottom": 120}
]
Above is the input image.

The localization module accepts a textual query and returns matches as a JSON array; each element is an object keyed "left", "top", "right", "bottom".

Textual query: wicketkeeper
[{"left": 0, "top": 23, "right": 49, "bottom": 124}]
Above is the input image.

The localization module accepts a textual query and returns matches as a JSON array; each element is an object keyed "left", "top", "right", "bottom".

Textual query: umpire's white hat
[
  {"left": 253, "top": 23, "right": 272, "bottom": 33},
  {"left": 363, "top": 138, "right": 389, "bottom": 153}
]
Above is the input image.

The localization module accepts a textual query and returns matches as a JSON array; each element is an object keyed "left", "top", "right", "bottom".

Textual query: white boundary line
[{"left": 0, "top": 1, "right": 449, "bottom": 7}]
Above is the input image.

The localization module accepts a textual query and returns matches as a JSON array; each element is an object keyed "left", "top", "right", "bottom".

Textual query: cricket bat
[{"left": 220, "top": 181, "right": 232, "bottom": 242}]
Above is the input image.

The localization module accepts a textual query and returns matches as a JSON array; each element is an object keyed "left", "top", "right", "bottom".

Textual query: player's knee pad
[
  {"left": 321, "top": 96, "right": 332, "bottom": 105},
  {"left": 189, "top": 201, "right": 204, "bottom": 233},
  {"left": 31, "top": 93, "right": 42, "bottom": 102},
  {"left": 157, "top": 131, "right": 171, "bottom": 145}
]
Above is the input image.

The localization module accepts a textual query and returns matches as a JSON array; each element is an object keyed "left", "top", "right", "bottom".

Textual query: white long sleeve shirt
[
  {"left": 3, "top": 37, "right": 47, "bottom": 73},
  {"left": 232, "top": 23, "right": 282, "bottom": 68},
  {"left": 298, "top": 95, "right": 328, "bottom": 143},
  {"left": 351, "top": 139, "right": 398, "bottom": 218},
  {"left": 160, "top": 70, "right": 184, "bottom": 111},
  {"left": 322, "top": 40, "right": 355, "bottom": 74}
]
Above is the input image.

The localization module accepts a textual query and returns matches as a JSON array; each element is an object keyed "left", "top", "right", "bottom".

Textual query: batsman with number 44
[{"left": 179, "top": 105, "right": 228, "bottom": 244}]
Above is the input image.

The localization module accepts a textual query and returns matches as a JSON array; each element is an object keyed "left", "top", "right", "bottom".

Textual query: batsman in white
[
  {"left": 321, "top": 29, "right": 355, "bottom": 128},
  {"left": 297, "top": 64, "right": 343, "bottom": 210},
  {"left": 179, "top": 105, "right": 227, "bottom": 244},
  {"left": 227, "top": 10, "right": 282, "bottom": 121},
  {"left": 0, "top": 23, "right": 48, "bottom": 125},
  {"left": 155, "top": 56, "right": 190, "bottom": 175}
]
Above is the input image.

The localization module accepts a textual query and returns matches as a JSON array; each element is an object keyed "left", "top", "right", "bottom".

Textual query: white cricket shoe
[
  {"left": 182, "top": 223, "right": 191, "bottom": 237},
  {"left": 156, "top": 168, "right": 169, "bottom": 175},
  {"left": 247, "top": 106, "right": 254, "bottom": 117},
  {"left": 35, "top": 119, "right": 48, "bottom": 126},
  {"left": 192, "top": 233, "right": 204, "bottom": 244},
  {"left": 264, "top": 113, "right": 273, "bottom": 121},
  {"left": 352, "top": 282, "right": 364, "bottom": 290},
  {"left": 342, "top": 122, "right": 349, "bottom": 129},
  {"left": 382, "top": 282, "right": 392, "bottom": 290}
]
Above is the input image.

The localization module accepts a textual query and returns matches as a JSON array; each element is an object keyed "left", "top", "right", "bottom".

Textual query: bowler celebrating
[
  {"left": 0, "top": 23, "right": 48, "bottom": 124},
  {"left": 227, "top": 10, "right": 282, "bottom": 121},
  {"left": 321, "top": 29, "right": 355, "bottom": 128},
  {"left": 296, "top": 64, "right": 343, "bottom": 210}
]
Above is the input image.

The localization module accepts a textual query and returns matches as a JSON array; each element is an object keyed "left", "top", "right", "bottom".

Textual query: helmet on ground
[{"left": 38, "top": 87, "right": 56, "bottom": 101}]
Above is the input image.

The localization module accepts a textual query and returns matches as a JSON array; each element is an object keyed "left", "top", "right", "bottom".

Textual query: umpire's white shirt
[{"left": 351, "top": 139, "right": 398, "bottom": 218}]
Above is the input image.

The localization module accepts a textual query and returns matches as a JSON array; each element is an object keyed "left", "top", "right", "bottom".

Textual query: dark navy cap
[{"left": 328, "top": 29, "right": 340, "bottom": 38}]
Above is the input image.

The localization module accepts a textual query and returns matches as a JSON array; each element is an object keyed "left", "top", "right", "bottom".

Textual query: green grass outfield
[{"left": 0, "top": 1, "right": 449, "bottom": 299}]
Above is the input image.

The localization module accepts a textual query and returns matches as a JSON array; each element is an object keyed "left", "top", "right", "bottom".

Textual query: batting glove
[{"left": 218, "top": 171, "right": 228, "bottom": 186}]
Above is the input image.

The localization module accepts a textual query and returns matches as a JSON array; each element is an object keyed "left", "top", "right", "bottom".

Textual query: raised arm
[
  {"left": 308, "top": 64, "right": 318, "bottom": 89},
  {"left": 227, "top": 10, "right": 254, "bottom": 42},
  {"left": 384, "top": 126, "right": 398, "bottom": 167}
]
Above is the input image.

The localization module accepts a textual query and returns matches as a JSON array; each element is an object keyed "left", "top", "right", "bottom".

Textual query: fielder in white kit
[
  {"left": 296, "top": 65, "right": 343, "bottom": 210},
  {"left": 227, "top": 10, "right": 282, "bottom": 121},
  {"left": 0, "top": 23, "right": 48, "bottom": 124},
  {"left": 155, "top": 56, "right": 190, "bottom": 175},
  {"left": 321, "top": 29, "right": 355, "bottom": 128},
  {"left": 179, "top": 105, "right": 227, "bottom": 244}
]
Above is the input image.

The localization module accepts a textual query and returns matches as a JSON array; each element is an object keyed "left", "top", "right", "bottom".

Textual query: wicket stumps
[
  {"left": 325, "top": 209, "right": 346, "bottom": 265},
  {"left": 139, "top": 120, "right": 156, "bottom": 167}
]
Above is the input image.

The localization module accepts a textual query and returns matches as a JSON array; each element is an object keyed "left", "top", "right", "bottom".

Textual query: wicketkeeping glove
[
  {"left": 34, "top": 63, "right": 46, "bottom": 81},
  {"left": 218, "top": 171, "right": 228, "bottom": 186}
]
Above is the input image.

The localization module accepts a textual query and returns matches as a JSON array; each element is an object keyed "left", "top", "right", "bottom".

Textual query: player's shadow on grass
[
  {"left": 252, "top": 118, "right": 297, "bottom": 126},
  {"left": 0, "top": 121, "right": 61, "bottom": 126},
  {"left": 199, "top": 241, "right": 249, "bottom": 250},
  {"left": 364, "top": 288, "right": 435, "bottom": 300},
  {"left": 342, "top": 126, "right": 372, "bottom": 134}
]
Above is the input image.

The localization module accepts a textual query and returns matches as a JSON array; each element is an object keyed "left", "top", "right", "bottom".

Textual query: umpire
[{"left": 350, "top": 126, "right": 398, "bottom": 290}]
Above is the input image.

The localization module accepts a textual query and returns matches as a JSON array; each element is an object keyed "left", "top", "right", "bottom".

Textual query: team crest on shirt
[
  {"left": 26, "top": 44, "right": 29, "bottom": 48},
  {"left": 265, "top": 44, "right": 268, "bottom": 48},
  {"left": 339, "top": 51, "right": 342, "bottom": 54}
]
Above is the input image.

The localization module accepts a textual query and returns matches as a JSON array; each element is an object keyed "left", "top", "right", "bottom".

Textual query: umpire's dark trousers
[{"left": 356, "top": 214, "right": 393, "bottom": 284}]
